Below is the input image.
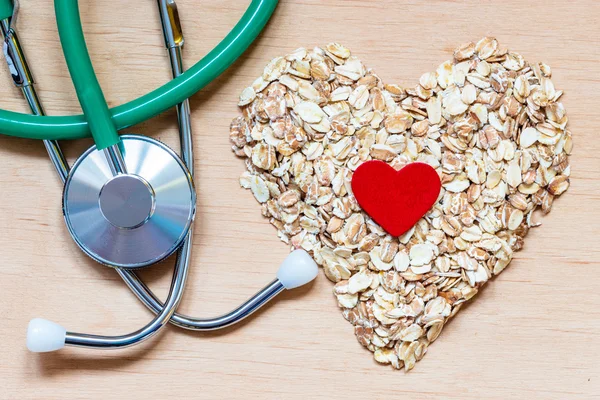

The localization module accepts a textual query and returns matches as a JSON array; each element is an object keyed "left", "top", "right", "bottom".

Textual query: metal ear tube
[
  {"left": 119, "top": 249, "right": 318, "bottom": 331},
  {"left": 1, "top": 16, "right": 69, "bottom": 181}
]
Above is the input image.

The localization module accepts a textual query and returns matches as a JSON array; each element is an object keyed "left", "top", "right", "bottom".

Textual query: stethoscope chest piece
[{"left": 62, "top": 134, "right": 196, "bottom": 268}]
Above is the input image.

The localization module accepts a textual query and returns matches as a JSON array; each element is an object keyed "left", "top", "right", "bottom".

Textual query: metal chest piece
[{"left": 62, "top": 134, "right": 196, "bottom": 268}]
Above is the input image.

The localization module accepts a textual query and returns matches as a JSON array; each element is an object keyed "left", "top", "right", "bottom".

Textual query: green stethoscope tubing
[
  {"left": 0, "top": 0, "right": 277, "bottom": 144},
  {"left": 0, "top": 0, "right": 11, "bottom": 21},
  {"left": 54, "top": 0, "right": 120, "bottom": 149}
]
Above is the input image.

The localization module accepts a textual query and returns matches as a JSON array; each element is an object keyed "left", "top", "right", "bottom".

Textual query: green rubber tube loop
[
  {"left": 54, "top": 0, "right": 120, "bottom": 149},
  {"left": 0, "top": 0, "right": 277, "bottom": 141},
  {"left": 0, "top": 0, "right": 12, "bottom": 21}
]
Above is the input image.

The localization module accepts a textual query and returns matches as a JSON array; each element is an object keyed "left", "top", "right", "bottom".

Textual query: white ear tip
[
  {"left": 27, "top": 318, "right": 66, "bottom": 353},
  {"left": 276, "top": 249, "right": 318, "bottom": 290}
]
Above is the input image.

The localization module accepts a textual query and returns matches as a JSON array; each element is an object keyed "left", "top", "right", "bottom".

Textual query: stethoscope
[{"left": 0, "top": 0, "right": 318, "bottom": 353}]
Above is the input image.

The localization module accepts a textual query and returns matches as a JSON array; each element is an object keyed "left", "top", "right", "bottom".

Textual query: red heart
[{"left": 351, "top": 161, "right": 441, "bottom": 237}]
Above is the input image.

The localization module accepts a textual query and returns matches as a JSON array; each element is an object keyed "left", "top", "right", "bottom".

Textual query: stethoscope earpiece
[
  {"left": 277, "top": 249, "right": 319, "bottom": 290},
  {"left": 27, "top": 318, "right": 66, "bottom": 353}
]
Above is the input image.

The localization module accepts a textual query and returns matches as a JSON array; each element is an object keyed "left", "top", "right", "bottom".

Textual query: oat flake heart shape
[
  {"left": 230, "top": 38, "right": 572, "bottom": 371},
  {"left": 351, "top": 161, "right": 441, "bottom": 237}
]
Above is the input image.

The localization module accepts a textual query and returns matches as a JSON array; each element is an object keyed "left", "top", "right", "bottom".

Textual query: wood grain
[{"left": 0, "top": 1, "right": 599, "bottom": 398}]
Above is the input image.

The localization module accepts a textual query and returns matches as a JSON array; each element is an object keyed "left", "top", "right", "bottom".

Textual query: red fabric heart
[{"left": 351, "top": 161, "right": 441, "bottom": 237}]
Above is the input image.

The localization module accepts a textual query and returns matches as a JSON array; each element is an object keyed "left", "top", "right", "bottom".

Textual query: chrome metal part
[
  {"left": 64, "top": 237, "right": 190, "bottom": 349},
  {"left": 168, "top": 45, "right": 193, "bottom": 169},
  {"left": 158, "top": 0, "right": 192, "bottom": 168},
  {"left": 103, "top": 143, "right": 128, "bottom": 175},
  {"left": 99, "top": 174, "right": 155, "bottom": 229},
  {"left": 157, "top": 0, "right": 184, "bottom": 49},
  {"left": 63, "top": 134, "right": 195, "bottom": 268},
  {"left": 0, "top": 18, "right": 69, "bottom": 182},
  {"left": 119, "top": 273, "right": 286, "bottom": 330},
  {"left": 1, "top": 17, "right": 33, "bottom": 87}
]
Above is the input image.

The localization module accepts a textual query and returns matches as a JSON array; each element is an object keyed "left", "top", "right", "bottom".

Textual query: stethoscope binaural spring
[{"left": 0, "top": 0, "right": 318, "bottom": 353}]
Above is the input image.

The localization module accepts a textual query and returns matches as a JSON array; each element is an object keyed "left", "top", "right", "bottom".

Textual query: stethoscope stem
[{"left": 103, "top": 144, "right": 128, "bottom": 175}]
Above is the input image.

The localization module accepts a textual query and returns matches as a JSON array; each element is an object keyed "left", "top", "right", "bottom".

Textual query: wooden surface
[{"left": 0, "top": 1, "right": 598, "bottom": 399}]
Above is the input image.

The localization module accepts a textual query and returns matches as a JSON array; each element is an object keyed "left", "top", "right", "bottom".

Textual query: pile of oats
[{"left": 230, "top": 38, "right": 572, "bottom": 370}]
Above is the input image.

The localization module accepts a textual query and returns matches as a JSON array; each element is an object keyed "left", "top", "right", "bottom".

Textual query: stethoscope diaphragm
[{"left": 62, "top": 134, "right": 196, "bottom": 268}]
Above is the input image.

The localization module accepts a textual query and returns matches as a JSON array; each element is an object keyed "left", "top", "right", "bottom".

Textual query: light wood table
[{"left": 0, "top": 1, "right": 598, "bottom": 398}]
